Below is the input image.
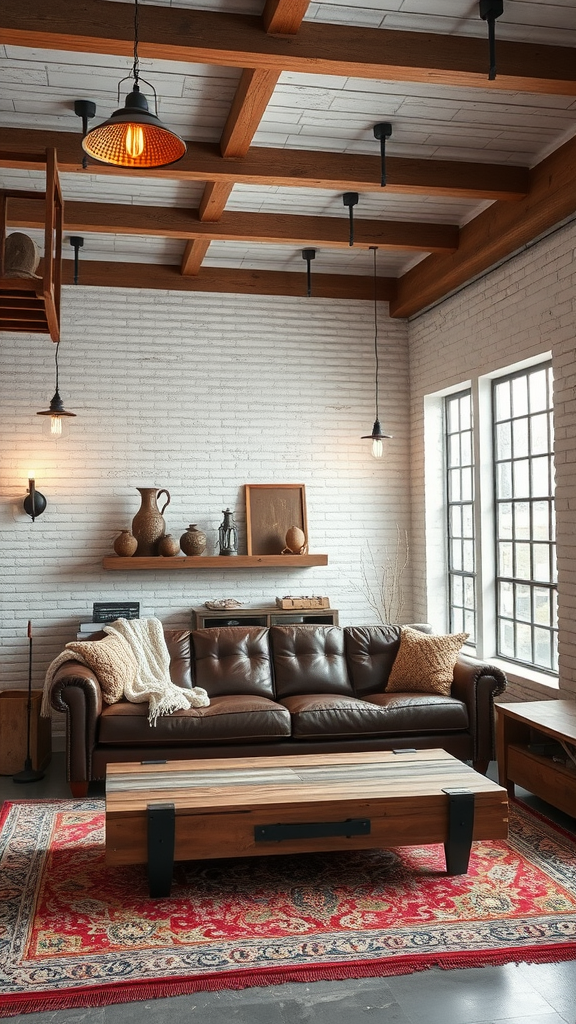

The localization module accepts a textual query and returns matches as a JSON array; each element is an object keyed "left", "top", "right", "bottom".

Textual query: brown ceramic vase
[{"left": 180, "top": 524, "right": 207, "bottom": 556}]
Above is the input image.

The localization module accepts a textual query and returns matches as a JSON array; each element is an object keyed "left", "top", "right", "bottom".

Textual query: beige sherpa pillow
[
  {"left": 66, "top": 633, "right": 138, "bottom": 704},
  {"left": 386, "top": 626, "right": 468, "bottom": 696}
]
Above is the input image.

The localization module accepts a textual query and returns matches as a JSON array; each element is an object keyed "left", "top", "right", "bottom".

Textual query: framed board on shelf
[{"left": 245, "top": 484, "right": 308, "bottom": 556}]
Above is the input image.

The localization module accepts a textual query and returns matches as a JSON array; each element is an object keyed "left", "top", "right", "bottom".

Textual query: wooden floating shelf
[{"left": 102, "top": 554, "right": 329, "bottom": 571}]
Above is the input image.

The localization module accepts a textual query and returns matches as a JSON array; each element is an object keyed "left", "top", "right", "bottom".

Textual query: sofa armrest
[
  {"left": 451, "top": 653, "right": 507, "bottom": 771},
  {"left": 49, "top": 662, "right": 103, "bottom": 790}
]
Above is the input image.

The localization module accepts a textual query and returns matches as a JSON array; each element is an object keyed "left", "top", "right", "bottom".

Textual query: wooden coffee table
[{"left": 105, "top": 749, "right": 508, "bottom": 897}]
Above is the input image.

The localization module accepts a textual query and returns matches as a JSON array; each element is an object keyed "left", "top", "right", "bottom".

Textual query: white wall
[
  {"left": 408, "top": 218, "right": 576, "bottom": 700},
  {"left": 0, "top": 287, "right": 412, "bottom": 712}
]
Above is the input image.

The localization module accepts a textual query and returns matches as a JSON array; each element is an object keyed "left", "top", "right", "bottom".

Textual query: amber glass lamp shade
[{"left": 82, "top": 86, "right": 186, "bottom": 169}]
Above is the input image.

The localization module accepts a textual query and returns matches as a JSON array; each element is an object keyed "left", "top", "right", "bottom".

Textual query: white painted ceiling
[{"left": 1, "top": 0, "right": 576, "bottom": 277}]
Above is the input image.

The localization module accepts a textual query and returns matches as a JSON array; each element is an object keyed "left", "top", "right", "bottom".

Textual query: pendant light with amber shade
[{"left": 82, "top": 0, "right": 186, "bottom": 169}]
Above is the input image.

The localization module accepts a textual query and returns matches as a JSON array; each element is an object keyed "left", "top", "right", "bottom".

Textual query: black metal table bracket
[
  {"left": 147, "top": 802, "right": 175, "bottom": 898},
  {"left": 255, "top": 818, "right": 370, "bottom": 843},
  {"left": 442, "top": 788, "right": 475, "bottom": 874}
]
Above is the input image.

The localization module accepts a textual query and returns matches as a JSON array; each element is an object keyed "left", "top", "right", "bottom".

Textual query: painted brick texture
[
  {"left": 0, "top": 288, "right": 411, "bottom": 721},
  {"left": 409, "top": 219, "right": 576, "bottom": 699}
]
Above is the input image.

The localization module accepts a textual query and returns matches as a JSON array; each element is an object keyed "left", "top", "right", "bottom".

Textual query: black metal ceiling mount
[
  {"left": 342, "top": 192, "right": 359, "bottom": 246},
  {"left": 479, "top": 0, "right": 504, "bottom": 81},
  {"left": 69, "top": 236, "right": 84, "bottom": 285},
  {"left": 373, "top": 122, "right": 392, "bottom": 187},
  {"left": 302, "top": 248, "right": 316, "bottom": 297},
  {"left": 74, "top": 99, "right": 97, "bottom": 169}
]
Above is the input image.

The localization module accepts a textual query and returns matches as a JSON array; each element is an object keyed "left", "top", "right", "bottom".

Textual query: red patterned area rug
[{"left": 1, "top": 798, "right": 575, "bottom": 1017}]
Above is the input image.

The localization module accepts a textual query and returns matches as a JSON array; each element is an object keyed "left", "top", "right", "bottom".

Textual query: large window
[
  {"left": 493, "top": 365, "right": 557, "bottom": 673},
  {"left": 445, "top": 390, "right": 476, "bottom": 642}
]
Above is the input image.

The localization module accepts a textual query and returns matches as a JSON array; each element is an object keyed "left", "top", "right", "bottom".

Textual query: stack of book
[{"left": 76, "top": 602, "right": 140, "bottom": 640}]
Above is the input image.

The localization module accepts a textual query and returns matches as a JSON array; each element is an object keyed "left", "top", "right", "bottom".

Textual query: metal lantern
[{"left": 218, "top": 508, "right": 238, "bottom": 556}]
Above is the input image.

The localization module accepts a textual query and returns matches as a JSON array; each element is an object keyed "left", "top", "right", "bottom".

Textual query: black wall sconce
[
  {"left": 302, "top": 248, "right": 316, "bottom": 296},
  {"left": 23, "top": 477, "right": 47, "bottom": 522},
  {"left": 373, "top": 122, "right": 392, "bottom": 187},
  {"left": 479, "top": 0, "right": 504, "bottom": 80},
  {"left": 342, "top": 192, "right": 359, "bottom": 246}
]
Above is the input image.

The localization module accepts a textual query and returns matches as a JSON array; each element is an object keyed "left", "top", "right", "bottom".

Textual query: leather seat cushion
[
  {"left": 281, "top": 692, "right": 468, "bottom": 739},
  {"left": 367, "top": 692, "right": 469, "bottom": 731},
  {"left": 98, "top": 694, "right": 291, "bottom": 744}
]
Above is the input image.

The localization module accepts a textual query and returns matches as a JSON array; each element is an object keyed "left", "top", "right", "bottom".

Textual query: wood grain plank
[
  {"left": 390, "top": 132, "right": 576, "bottom": 318},
  {"left": 0, "top": 128, "right": 530, "bottom": 202},
  {"left": 2, "top": 1, "right": 574, "bottom": 93},
  {"left": 61, "top": 261, "right": 396, "bottom": 301}
]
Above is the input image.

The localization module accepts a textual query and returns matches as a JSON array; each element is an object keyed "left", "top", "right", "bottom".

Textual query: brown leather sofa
[{"left": 48, "top": 623, "right": 507, "bottom": 796}]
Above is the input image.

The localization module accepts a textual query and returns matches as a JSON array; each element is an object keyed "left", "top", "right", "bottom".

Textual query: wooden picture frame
[{"left": 245, "top": 484, "right": 308, "bottom": 556}]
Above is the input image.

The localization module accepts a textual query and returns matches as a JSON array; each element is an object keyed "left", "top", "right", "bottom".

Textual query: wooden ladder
[{"left": 0, "top": 148, "right": 63, "bottom": 342}]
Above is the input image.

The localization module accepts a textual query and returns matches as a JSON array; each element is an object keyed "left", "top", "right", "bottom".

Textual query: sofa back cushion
[
  {"left": 164, "top": 629, "right": 194, "bottom": 689},
  {"left": 270, "top": 625, "right": 353, "bottom": 699},
  {"left": 344, "top": 625, "right": 402, "bottom": 696},
  {"left": 191, "top": 626, "right": 275, "bottom": 698}
]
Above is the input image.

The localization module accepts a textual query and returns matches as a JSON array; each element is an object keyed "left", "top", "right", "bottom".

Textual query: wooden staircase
[{"left": 0, "top": 148, "right": 63, "bottom": 342}]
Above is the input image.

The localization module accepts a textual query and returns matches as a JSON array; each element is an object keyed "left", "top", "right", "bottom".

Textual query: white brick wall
[
  {"left": 0, "top": 288, "right": 412, "bottom": 728},
  {"left": 408, "top": 218, "right": 576, "bottom": 699}
]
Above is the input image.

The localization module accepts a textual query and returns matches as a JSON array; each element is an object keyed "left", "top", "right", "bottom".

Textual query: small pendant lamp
[
  {"left": 37, "top": 340, "right": 76, "bottom": 438},
  {"left": 362, "top": 247, "right": 392, "bottom": 458},
  {"left": 82, "top": 0, "right": 186, "bottom": 168}
]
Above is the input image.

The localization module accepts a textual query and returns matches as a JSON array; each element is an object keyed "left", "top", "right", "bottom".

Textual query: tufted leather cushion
[
  {"left": 270, "top": 625, "right": 353, "bottom": 699},
  {"left": 344, "top": 625, "right": 402, "bottom": 696},
  {"left": 164, "top": 629, "right": 194, "bottom": 689},
  {"left": 191, "top": 626, "right": 275, "bottom": 698}
]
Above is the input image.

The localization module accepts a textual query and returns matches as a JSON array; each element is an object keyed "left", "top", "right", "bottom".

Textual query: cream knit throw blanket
[{"left": 43, "top": 617, "right": 209, "bottom": 725}]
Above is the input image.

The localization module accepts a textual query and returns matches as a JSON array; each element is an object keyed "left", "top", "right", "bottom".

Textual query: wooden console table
[
  {"left": 496, "top": 700, "right": 576, "bottom": 817},
  {"left": 192, "top": 605, "right": 339, "bottom": 628}
]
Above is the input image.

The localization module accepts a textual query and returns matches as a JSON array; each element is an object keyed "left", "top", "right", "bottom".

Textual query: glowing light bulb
[
  {"left": 371, "top": 437, "right": 383, "bottom": 459},
  {"left": 50, "top": 415, "right": 63, "bottom": 437},
  {"left": 125, "top": 124, "right": 145, "bottom": 158}
]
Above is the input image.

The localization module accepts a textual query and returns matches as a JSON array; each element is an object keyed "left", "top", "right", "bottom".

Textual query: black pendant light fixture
[
  {"left": 342, "top": 192, "right": 359, "bottom": 246},
  {"left": 82, "top": 0, "right": 186, "bottom": 168},
  {"left": 36, "top": 340, "right": 76, "bottom": 438},
  {"left": 373, "top": 122, "right": 392, "bottom": 187},
  {"left": 302, "top": 248, "right": 316, "bottom": 296},
  {"left": 479, "top": 0, "right": 504, "bottom": 80},
  {"left": 361, "top": 247, "right": 392, "bottom": 457}
]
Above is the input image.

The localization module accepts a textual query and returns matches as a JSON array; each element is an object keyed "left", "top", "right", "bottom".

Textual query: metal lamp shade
[
  {"left": 82, "top": 86, "right": 186, "bottom": 168},
  {"left": 361, "top": 419, "right": 392, "bottom": 442}
]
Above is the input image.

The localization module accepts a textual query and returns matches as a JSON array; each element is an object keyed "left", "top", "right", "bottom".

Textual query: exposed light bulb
[
  {"left": 50, "top": 416, "right": 63, "bottom": 436},
  {"left": 125, "top": 123, "right": 145, "bottom": 158},
  {"left": 371, "top": 438, "right": 383, "bottom": 459}
]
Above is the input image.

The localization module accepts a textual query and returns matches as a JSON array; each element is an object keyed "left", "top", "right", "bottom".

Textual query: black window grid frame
[{"left": 445, "top": 389, "right": 476, "bottom": 642}]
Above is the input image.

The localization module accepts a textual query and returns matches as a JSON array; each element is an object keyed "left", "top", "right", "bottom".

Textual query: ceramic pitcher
[{"left": 131, "top": 487, "right": 171, "bottom": 556}]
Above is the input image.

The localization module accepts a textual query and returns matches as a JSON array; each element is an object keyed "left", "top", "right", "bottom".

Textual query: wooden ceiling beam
[
  {"left": 0, "top": 129, "right": 529, "bottom": 201},
  {"left": 390, "top": 133, "right": 576, "bottom": 318},
  {"left": 2, "top": 0, "right": 574, "bottom": 93},
  {"left": 220, "top": 68, "right": 280, "bottom": 158},
  {"left": 60, "top": 259, "right": 397, "bottom": 300},
  {"left": 181, "top": 239, "right": 211, "bottom": 276},
  {"left": 263, "top": 0, "right": 311, "bottom": 35},
  {"left": 7, "top": 198, "right": 459, "bottom": 253}
]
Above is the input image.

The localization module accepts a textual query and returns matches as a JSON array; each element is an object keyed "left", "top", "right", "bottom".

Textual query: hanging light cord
[
  {"left": 54, "top": 340, "right": 61, "bottom": 396},
  {"left": 372, "top": 246, "right": 379, "bottom": 419},
  {"left": 132, "top": 0, "right": 140, "bottom": 86}
]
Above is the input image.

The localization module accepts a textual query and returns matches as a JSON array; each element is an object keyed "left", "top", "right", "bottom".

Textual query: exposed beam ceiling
[{"left": 1, "top": 0, "right": 576, "bottom": 317}]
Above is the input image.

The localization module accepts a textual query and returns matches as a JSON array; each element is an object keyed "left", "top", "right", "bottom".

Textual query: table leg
[
  {"left": 442, "top": 789, "right": 475, "bottom": 874},
  {"left": 147, "top": 803, "right": 175, "bottom": 898}
]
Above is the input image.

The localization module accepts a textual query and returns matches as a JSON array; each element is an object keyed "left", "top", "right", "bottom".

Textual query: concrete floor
[{"left": 1, "top": 753, "right": 575, "bottom": 1024}]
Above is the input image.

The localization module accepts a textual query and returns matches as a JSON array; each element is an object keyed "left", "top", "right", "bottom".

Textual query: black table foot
[
  {"left": 442, "top": 788, "right": 475, "bottom": 874},
  {"left": 147, "top": 802, "right": 175, "bottom": 897}
]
